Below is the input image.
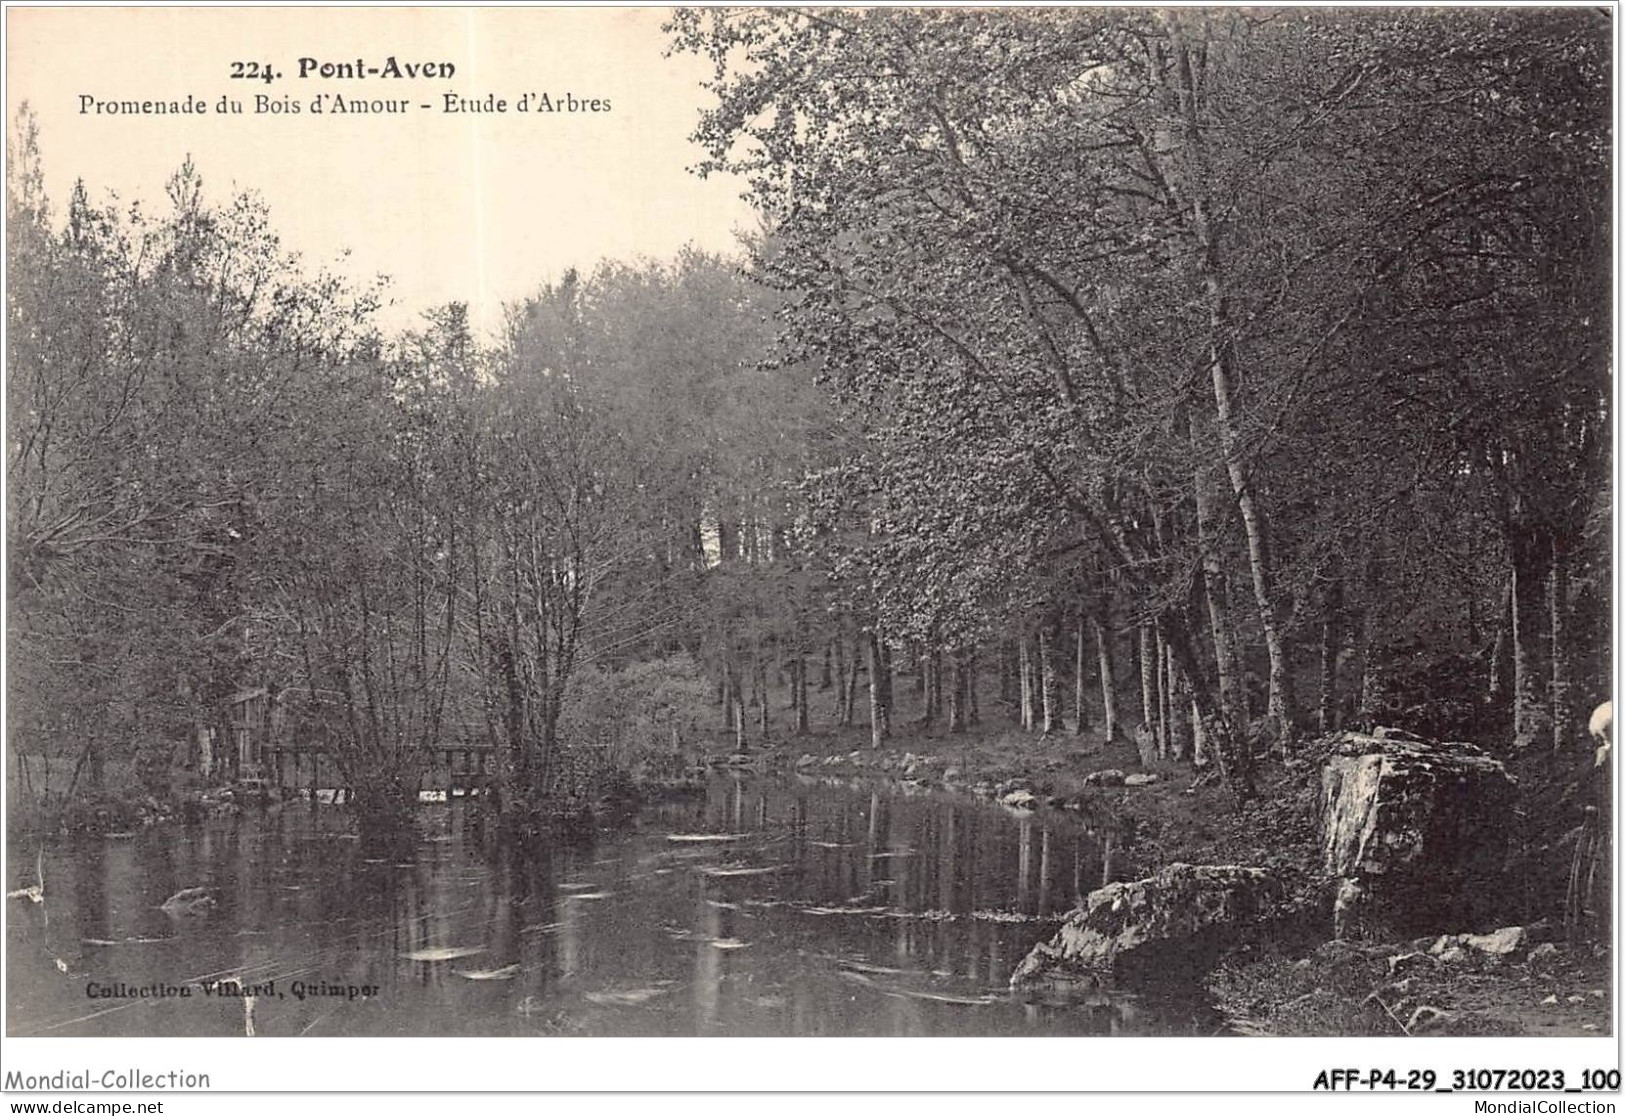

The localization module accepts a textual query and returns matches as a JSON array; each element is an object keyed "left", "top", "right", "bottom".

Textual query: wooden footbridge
[
  {"left": 218, "top": 686, "right": 498, "bottom": 801},
  {"left": 255, "top": 742, "right": 498, "bottom": 801}
]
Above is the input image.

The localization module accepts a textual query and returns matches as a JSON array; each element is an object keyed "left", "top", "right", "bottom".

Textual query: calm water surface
[{"left": 7, "top": 774, "right": 1216, "bottom": 1036}]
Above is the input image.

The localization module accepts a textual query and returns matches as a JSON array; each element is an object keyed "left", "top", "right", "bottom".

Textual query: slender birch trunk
[
  {"left": 1019, "top": 639, "right": 1035, "bottom": 732},
  {"left": 1511, "top": 531, "right": 1553, "bottom": 748},
  {"left": 1096, "top": 617, "right": 1119, "bottom": 744},
  {"left": 1074, "top": 610, "right": 1090, "bottom": 736},
  {"left": 1039, "top": 627, "right": 1058, "bottom": 735},
  {"left": 1165, "top": 10, "right": 1295, "bottom": 745},
  {"left": 866, "top": 634, "right": 891, "bottom": 747},
  {"left": 1550, "top": 540, "right": 1572, "bottom": 753},
  {"left": 1139, "top": 623, "right": 1156, "bottom": 734}
]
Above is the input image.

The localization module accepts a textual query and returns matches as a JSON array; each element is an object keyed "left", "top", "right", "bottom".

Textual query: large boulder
[
  {"left": 1319, "top": 730, "right": 1515, "bottom": 940},
  {"left": 1011, "top": 864, "right": 1285, "bottom": 986}
]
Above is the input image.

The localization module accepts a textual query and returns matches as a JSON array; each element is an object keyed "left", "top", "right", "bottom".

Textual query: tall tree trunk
[
  {"left": 755, "top": 653, "right": 769, "bottom": 736},
  {"left": 866, "top": 634, "right": 890, "bottom": 748},
  {"left": 1164, "top": 603, "right": 1252, "bottom": 807},
  {"left": 1166, "top": 11, "right": 1295, "bottom": 747},
  {"left": 929, "top": 646, "right": 942, "bottom": 724},
  {"left": 948, "top": 651, "right": 965, "bottom": 733},
  {"left": 1095, "top": 617, "right": 1119, "bottom": 744},
  {"left": 879, "top": 643, "right": 896, "bottom": 740},
  {"left": 1039, "top": 627, "right": 1058, "bottom": 735},
  {"left": 1192, "top": 452, "right": 1251, "bottom": 779},
  {"left": 1139, "top": 622, "right": 1156, "bottom": 733},
  {"left": 1348, "top": 557, "right": 1381, "bottom": 727},
  {"left": 1550, "top": 540, "right": 1572, "bottom": 753},
  {"left": 795, "top": 654, "right": 810, "bottom": 735},
  {"left": 1074, "top": 610, "right": 1090, "bottom": 736},
  {"left": 1205, "top": 560, "right": 1250, "bottom": 740},
  {"left": 1167, "top": 644, "right": 1192, "bottom": 761},
  {"left": 1155, "top": 622, "right": 1170, "bottom": 759},
  {"left": 1318, "top": 579, "right": 1343, "bottom": 733},
  {"left": 843, "top": 638, "right": 862, "bottom": 726},
  {"left": 1354, "top": 609, "right": 1379, "bottom": 727},
  {"left": 998, "top": 640, "right": 1015, "bottom": 704},
  {"left": 1488, "top": 578, "right": 1512, "bottom": 703},
  {"left": 1019, "top": 639, "right": 1035, "bottom": 732},
  {"left": 931, "top": 648, "right": 945, "bottom": 723},
  {"left": 962, "top": 649, "right": 975, "bottom": 727},
  {"left": 1511, "top": 531, "right": 1554, "bottom": 748},
  {"left": 833, "top": 636, "right": 849, "bottom": 721},
  {"left": 820, "top": 644, "right": 833, "bottom": 690}
]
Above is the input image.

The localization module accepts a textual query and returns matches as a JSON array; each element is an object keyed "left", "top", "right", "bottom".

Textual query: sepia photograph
[{"left": 2, "top": 2, "right": 1615, "bottom": 1091}]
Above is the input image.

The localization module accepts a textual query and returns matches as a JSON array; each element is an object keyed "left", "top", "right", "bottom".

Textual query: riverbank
[{"left": 713, "top": 702, "right": 1611, "bottom": 1038}]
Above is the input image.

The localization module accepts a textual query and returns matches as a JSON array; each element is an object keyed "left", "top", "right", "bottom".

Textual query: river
[{"left": 6, "top": 773, "right": 1217, "bottom": 1037}]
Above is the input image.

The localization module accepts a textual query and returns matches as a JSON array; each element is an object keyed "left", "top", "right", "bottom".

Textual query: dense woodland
[{"left": 6, "top": 9, "right": 1611, "bottom": 836}]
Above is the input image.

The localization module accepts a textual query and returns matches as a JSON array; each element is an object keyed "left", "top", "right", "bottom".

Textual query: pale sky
[{"left": 6, "top": 7, "right": 758, "bottom": 337}]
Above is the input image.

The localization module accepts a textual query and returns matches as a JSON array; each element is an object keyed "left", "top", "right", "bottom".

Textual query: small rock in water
[
  {"left": 1541, "top": 994, "right": 1559, "bottom": 1005},
  {"left": 1124, "top": 773, "right": 1160, "bottom": 787},
  {"left": 1083, "top": 769, "right": 1127, "bottom": 787}
]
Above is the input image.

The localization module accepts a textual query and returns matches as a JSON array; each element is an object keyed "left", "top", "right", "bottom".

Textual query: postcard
[{"left": 3, "top": 4, "right": 1615, "bottom": 1101}]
